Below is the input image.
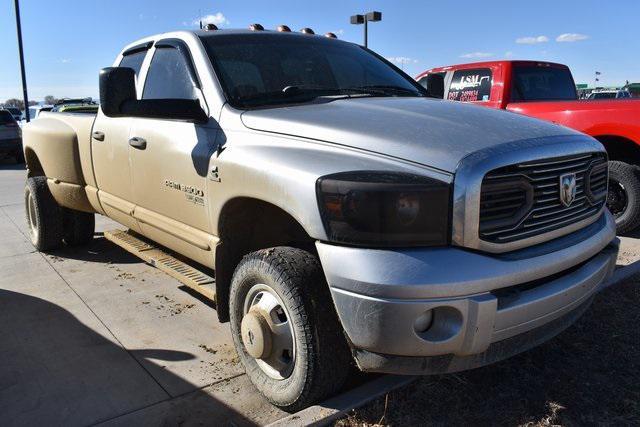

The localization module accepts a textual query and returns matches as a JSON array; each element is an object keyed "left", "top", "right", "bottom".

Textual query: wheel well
[
  {"left": 24, "top": 148, "right": 45, "bottom": 177},
  {"left": 595, "top": 135, "right": 640, "bottom": 165},
  {"left": 214, "top": 198, "right": 315, "bottom": 322}
]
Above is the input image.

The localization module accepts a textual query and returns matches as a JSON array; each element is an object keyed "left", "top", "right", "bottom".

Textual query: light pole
[
  {"left": 350, "top": 11, "right": 382, "bottom": 48},
  {"left": 13, "top": 0, "right": 30, "bottom": 122}
]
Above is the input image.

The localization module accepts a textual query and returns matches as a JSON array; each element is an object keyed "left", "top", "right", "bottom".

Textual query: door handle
[
  {"left": 92, "top": 131, "right": 105, "bottom": 141},
  {"left": 129, "top": 137, "right": 147, "bottom": 150}
]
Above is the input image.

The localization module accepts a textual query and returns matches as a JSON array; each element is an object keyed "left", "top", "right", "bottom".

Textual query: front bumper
[{"left": 316, "top": 211, "right": 619, "bottom": 374}]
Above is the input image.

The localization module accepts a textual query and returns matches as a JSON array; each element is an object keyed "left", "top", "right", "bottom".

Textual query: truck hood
[{"left": 240, "top": 97, "right": 580, "bottom": 173}]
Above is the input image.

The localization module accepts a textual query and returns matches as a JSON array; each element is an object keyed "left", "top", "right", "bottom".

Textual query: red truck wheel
[{"left": 607, "top": 161, "right": 640, "bottom": 235}]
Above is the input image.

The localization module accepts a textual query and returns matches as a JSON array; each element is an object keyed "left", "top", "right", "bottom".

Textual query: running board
[{"left": 104, "top": 229, "right": 216, "bottom": 301}]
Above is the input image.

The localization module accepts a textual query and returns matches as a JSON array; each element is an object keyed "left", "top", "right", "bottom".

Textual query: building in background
[{"left": 576, "top": 83, "right": 591, "bottom": 99}]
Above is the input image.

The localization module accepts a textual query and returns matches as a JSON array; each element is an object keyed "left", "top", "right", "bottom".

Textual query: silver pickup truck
[{"left": 22, "top": 28, "right": 619, "bottom": 410}]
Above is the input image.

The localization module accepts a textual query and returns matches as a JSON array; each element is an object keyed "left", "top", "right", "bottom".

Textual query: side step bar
[{"left": 104, "top": 229, "right": 216, "bottom": 301}]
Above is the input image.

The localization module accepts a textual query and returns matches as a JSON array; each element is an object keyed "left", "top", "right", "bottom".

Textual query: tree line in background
[{"left": 3, "top": 96, "right": 60, "bottom": 110}]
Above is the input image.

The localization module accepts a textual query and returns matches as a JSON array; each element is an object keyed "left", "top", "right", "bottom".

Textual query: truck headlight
[{"left": 316, "top": 171, "right": 451, "bottom": 247}]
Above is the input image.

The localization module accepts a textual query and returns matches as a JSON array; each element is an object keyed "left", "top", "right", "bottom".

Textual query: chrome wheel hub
[
  {"left": 242, "top": 284, "right": 295, "bottom": 380},
  {"left": 26, "top": 191, "right": 38, "bottom": 242}
]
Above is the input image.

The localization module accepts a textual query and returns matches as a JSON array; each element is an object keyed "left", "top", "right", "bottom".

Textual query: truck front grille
[{"left": 479, "top": 152, "right": 607, "bottom": 244}]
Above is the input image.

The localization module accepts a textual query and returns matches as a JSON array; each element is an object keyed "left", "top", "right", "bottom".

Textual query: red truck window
[
  {"left": 448, "top": 68, "right": 492, "bottom": 102},
  {"left": 511, "top": 66, "right": 576, "bottom": 101},
  {"left": 417, "top": 72, "right": 444, "bottom": 92}
]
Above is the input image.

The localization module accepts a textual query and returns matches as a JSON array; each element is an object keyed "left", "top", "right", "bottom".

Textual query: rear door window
[
  {"left": 448, "top": 68, "right": 492, "bottom": 101},
  {"left": 119, "top": 50, "right": 147, "bottom": 78},
  {"left": 142, "top": 47, "right": 198, "bottom": 100}
]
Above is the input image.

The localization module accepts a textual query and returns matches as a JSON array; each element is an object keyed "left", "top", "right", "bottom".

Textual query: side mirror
[
  {"left": 98, "top": 66, "right": 208, "bottom": 123},
  {"left": 425, "top": 74, "right": 445, "bottom": 99},
  {"left": 99, "top": 67, "right": 136, "bottom": 117}
]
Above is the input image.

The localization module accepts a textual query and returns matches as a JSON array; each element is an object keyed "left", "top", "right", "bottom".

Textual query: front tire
[
  {"left": 25, "top": 176, "right": 63, "bottom": 251},
  {"left": 607, "top": 160, "right": 640, "bottom": 235},
  {"left": 229, "top": 247, "right": 351, "bottom": 411}
]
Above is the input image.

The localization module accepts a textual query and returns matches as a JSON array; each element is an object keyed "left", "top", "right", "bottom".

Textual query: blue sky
[{"left": 1, "top": 0, "right": 639, "bottom": 101}]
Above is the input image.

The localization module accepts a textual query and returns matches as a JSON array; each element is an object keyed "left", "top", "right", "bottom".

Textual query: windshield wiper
[
  {"left": 235, "top": 84, "right": 418, "bottom": 108},
  {"left": 237, "top": 85, "right": 374, "bottom": 107},
  {"left": 347, "top": 85, "right": 423, "bottom": 97},
  {"left": 281, "top": 85, "right": 349, "bottom": 97}
]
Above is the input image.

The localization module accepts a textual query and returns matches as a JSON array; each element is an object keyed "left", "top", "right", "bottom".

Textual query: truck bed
[{"left": 506, "top": 99, "right": 640, "bottom": 140}]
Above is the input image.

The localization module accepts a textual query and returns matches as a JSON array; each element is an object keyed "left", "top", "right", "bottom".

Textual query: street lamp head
[
  {"left": 366, "top": 11, "right": 382, "bottom": 22},
  {"left": 350, "top": 10, "right": 382, "bottom": 48},
  {"left": 350, "top": 14, "right": 364, "bottom": 25}
]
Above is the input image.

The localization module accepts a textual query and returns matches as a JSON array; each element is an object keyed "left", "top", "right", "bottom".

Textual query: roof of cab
[{"left": 119, "top": 28, "right": 348, "bottom": 58}]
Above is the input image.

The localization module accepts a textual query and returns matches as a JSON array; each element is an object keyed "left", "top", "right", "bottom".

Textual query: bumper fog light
[
  {"left": 414, "top": 306, "right": 463, "bottom": 343},
  {"left": 413, "top": 310, "right": 434, "bottom": 333}
]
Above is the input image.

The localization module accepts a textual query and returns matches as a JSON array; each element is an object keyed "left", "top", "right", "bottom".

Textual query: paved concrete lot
[
  {"left": 3, "top": 161, "right": 640, "bottom": 427},
  {"left": 0, "top": 163, "right": 287, "bottom": 426}
]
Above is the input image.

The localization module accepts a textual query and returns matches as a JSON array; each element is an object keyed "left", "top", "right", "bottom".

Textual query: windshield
[
  {"left": 511, "top": 65, "right": 577, "bottom": 101},
  {"left": 591, "top": 92, "right": 617, "bottom": 99},
  {"left": 199, "top": 33, "right": 425, "bottom": 108}
]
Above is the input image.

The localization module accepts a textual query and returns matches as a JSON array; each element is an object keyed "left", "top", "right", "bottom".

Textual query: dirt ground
[{"left": 336, "top": 276, "right": 640, "bottom": 426}]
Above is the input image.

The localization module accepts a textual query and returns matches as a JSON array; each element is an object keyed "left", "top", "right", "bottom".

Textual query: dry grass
[{"left": 336, "top": 276, "right": 640, "bottom": 426}]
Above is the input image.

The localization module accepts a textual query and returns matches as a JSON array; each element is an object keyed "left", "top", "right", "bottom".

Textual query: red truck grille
[{"left": 479, "top": 152, "right": 608, "bottom": 244}]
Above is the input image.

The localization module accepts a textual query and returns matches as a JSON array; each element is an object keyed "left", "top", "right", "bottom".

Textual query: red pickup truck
[{"left": 416, "top": 60, "right": 640, "bottom": 234}]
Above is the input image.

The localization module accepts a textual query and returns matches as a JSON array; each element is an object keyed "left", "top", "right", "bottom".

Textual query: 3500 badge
[{"left": 164, "top": 179, "right": 205, "bottom": 205}]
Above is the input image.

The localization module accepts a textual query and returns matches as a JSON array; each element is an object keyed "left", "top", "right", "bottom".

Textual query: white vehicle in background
[
  {"left": 587, "top": 89, "right": 632, "bottom": 99},
  {"left": 27, "top": 105, "right": 54, "bottom": 120},
  {"left": 20, "top": 105, "right": 54, "bottom": 126}
]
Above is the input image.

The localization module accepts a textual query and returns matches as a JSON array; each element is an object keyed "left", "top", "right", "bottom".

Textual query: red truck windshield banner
[{"left": 448, "top": 68, "right": 492, "bottom": 102}]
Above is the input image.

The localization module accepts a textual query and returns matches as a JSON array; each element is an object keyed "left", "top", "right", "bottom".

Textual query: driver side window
[{"left": 143, "top": 47, "right": 197, "bottom": 100}]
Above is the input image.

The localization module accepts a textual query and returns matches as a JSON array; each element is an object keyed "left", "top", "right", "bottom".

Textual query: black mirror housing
[
  {"left": 98, "top": 67, "right": 208, "bottom": 123},
  {"left": 99, "top": 67, "right": 136, "bottom": 117},
  {"left": 426, "top": 74, "right": 445, "bottom": 99}
]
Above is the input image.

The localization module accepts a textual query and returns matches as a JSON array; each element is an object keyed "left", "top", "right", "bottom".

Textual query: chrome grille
[{"left": 479, "top": 152, "right": 607, "bottom": 243}]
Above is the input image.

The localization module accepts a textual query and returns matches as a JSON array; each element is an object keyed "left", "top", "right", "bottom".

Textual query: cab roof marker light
[
  {"left": 203, "top": 23, "right": 218, "bottom": 31},
  {"left": 277, "top": 25, "right": 291, "bottom": 32},
  {"left": 300, "top": 28, "right": 315, "bottom": 35},
  {"left": 325, "top": 32, "right": 337, "bottom": 39},
  {"left": 249, "top": 23, "right": 264, "bottom": 31}
]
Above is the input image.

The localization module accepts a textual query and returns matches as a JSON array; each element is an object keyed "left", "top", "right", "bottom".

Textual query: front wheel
[
  {"left": 229, "top": 247, "right": 351, "bottom": 411},
  {"left": 607, "top": 161, "right": 640, "bottom": 235}
]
